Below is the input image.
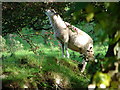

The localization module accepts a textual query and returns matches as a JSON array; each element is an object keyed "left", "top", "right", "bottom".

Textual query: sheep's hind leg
[
  {"left": 64, "top": 43, "right": 70, "bottom": 58},
  {"left": 61, "top": 43, "right": 66, "bottom": 58}
]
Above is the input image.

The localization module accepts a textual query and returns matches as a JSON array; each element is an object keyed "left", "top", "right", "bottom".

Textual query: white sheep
[{"left": 45, "top": 9, "right": 94, "bottom": 72}]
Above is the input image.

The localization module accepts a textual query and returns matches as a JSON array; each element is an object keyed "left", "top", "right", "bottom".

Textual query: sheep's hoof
[{"left": 81, "top": 70, "right": 84, "bottom": 73}]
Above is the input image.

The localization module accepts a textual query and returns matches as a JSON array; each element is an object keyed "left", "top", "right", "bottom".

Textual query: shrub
[
  {"left": 7, "top": 34, "right": 24, "bottom": 53},
  {"left": 0, "top": 35, "right": 7, "bottom": 52}
]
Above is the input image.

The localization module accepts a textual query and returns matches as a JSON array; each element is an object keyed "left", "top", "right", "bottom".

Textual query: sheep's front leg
[{"left": 81, "top": 60, "right": 87, "bottom": 73}]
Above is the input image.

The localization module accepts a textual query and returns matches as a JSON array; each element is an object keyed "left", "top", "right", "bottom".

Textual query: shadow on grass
[{"left": 2, "top": 49, "right": 91, "bottom": 89}]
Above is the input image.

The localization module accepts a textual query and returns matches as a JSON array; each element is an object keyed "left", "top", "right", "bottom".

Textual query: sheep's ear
[{"left": 90, "top": 47, "right": 92, "bottom": 50}]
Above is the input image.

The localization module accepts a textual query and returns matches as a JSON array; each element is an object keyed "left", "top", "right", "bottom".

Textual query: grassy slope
[
  {"left": 2, "top": 46, "right": 90, "bottom": 88},
  {"left": 1, "top": 27, "right": 108, "bottom": 89},
  {"left": 1, "top": 43, "right": 107, "bottom": 89}
]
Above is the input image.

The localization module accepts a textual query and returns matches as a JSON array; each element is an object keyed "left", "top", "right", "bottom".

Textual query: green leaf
[
  {"left": 86, "top": 12, "right": 94, "bottom": 22},
  {"left": 93, "top": 72, "right": 111, "bottom": 87}
]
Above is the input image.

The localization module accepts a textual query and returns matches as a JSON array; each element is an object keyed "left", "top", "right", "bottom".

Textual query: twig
[{"left": 16, "top": 29, "right": 40, "bottom": 55}]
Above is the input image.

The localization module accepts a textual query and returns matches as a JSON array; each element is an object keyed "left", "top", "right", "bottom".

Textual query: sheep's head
[
  {"left": 85, "top": 44, "right": 94, "bottom": 61},
  {"left": 45, "top": 9, "right": 58, "bottom": 17}
]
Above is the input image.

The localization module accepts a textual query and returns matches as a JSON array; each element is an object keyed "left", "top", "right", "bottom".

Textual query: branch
[
  {"left": 21, "top": 33, "right": 48, "bottom": 39},
  {"left": 31, "top": 24, "right": 52, "bottom": 31},
  {"left": 16, "top": 29, "right": 40, "bottom": 55},
  {"left": 29, "top": 17, "right": 52, "bottom": 31}
]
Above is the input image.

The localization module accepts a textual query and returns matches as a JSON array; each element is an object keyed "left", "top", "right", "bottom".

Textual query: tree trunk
[
  {"left": 105, "top": 43, "right": 116, "bottom": 57},
  {"left": 105, "top": 32, "right": 119, "bottom": 57}
]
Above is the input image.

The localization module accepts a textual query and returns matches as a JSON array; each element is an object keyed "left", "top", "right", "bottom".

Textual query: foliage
[
  {"left": 66, "top": 3, "right": 120, "bottom": 88},
  {"left": 0, "top": 34, "right": 24, "bottom": 53},
  {"left": 6, "top": 34, "right": 24, "bottom": 53},
  {"left": 93, "top": 72, "right": 111, "bottom": 88},
  {"left": 0, "top": 35, "right": 7, "bottom": 52},
  {"left": 2, "top": 2, "right": 120, "bottom": 89},
  {"left": 2, "top": 2, "right": 70, "bottom": 36},
  {"left": 66, "top": 2, "right": 120, "bottom": 56}
]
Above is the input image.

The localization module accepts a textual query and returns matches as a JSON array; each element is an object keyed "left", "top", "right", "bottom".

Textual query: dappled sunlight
[
  {"left": 2, "top": 2, "right": 120, "bottom": 89},
  {"left": 15, "top": 50, "right": 34, "bottom": 56},
  {"left": 1, "top": 29, "right": 111, "bottom": 89}
]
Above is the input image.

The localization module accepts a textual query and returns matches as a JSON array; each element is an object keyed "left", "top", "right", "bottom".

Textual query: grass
[
  {"left": 1, "top": 43, "right": 90, "bottom": 88},
  {"left": 1, "top": 42, "right": 107, "bottom": 89},
  {"left": 1, "top": 27, "right": 108, "bottom": 88}
]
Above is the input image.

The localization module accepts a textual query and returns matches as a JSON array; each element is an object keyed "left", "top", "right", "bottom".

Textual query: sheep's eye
[{"left": 87, "top": 50, "right": 90, "bottom": 52}]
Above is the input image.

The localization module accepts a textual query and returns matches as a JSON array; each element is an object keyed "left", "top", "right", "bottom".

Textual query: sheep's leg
[
  {"left": 64, "top": 43, "right": 70, "bottom": 58},
  {"left": 61, "top": 43, "right": 65, "bottom": 58},
  {"left": 81, "top": 60, "right": 87, "bottom": 73}
]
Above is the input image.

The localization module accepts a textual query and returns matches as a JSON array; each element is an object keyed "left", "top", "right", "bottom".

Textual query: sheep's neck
[{"left": 49, "top": 15, "right": 67, "bottom": 32}]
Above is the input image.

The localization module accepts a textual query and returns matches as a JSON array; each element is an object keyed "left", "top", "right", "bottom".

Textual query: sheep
[{"left": 45, "top": 9, "right": 94, "bottom": 72}]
